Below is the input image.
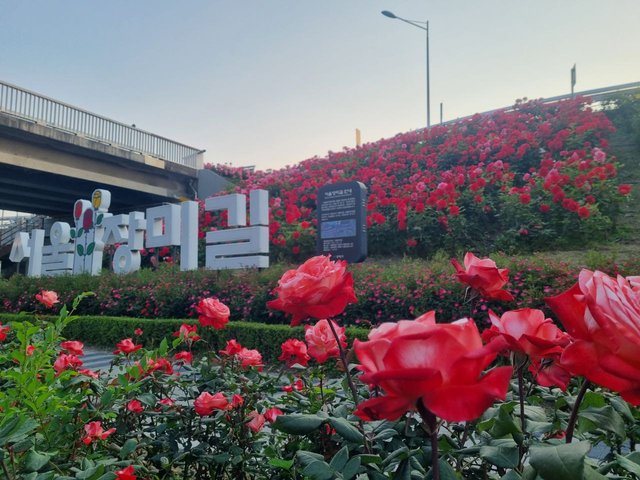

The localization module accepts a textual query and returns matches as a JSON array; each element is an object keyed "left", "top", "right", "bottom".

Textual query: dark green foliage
[{"left": 0, "top": 313, "right": 369, "bottom": 362}]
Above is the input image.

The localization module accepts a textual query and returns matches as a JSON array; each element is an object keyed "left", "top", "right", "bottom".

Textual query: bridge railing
[
  {"left": 440, "top": 81, "right": 640, "bottom": 127},
  {"left": 0, "top": 80, "right": 204, "bottom": 169}
]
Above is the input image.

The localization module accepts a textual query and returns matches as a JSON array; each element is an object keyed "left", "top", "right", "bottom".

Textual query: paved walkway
[{"left": 83, "top": 346, "right": 115, "bottom": 371}]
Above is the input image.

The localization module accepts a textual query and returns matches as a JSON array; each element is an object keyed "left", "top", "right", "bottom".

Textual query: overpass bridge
[{"left": 0, "top": 80, "right": 227, "bottom": 217}]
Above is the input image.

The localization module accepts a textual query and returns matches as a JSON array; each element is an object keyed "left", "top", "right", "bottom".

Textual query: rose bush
[
  {"left": 3, "top": 255, "right": 640, "bottom": 479},
  {"left": 204, "top": 97, "right": 631, "bottom": 261}
]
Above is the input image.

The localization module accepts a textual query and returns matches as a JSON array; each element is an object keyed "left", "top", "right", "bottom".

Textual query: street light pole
[{"left": 381, "top": 10, "right": 430, "bottom": 128}]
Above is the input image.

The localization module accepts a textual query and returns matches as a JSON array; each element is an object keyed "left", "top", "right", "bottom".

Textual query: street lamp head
[{"left": 381, "top": 10, "right": 397, "bottom": 19}]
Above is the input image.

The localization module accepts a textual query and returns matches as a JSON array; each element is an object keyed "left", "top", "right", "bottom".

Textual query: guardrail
[
  {"left": 0, "top": 80, "right": 204, "bottom": 169},
  {"left": 440, "top": 81, "right": 640, "bottom": 127},
  {"left": 0, "top": 215, "right": 46, "bottom": 248}
]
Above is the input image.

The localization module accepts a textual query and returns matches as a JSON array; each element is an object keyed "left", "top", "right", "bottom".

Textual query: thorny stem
[
  {"left": 416, "top": 400, "right": 440, "bottom": 480},
  {"left": 566, "top": 380, "right": 590, "bottom": 443},
  {"left": 326, "top": 319, "right": 371, "bottom": 454}
]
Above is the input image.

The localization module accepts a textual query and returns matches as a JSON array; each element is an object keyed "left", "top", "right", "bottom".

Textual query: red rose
[
  {"left": 115, "top": 465, "right": 137, "bottom": 480},
  {"left": 173, "top": 323, "right": 201, "bottom": 343},
  {"left": 196, "top": 298, "right": 230, "bottom": 329},
  {"left": 194, "top": 392, "right": 229, "bottom": 416},
  {"left": 61, "top": 340, "right": 84, "bottom": 356},
  {"left": 237, "top": 348, "right": 263, "bottom": 370},
  {"left": 231, "top": 394, "right": 244, "bottom": 408},
  {"left": 354, "top": 312, "right": 512, "bottom": 422},
  {"left": 220, "top": 339, "right": 243, "bottom": 356},
  {"left": 305, "top": 319, "right": 347, "bottom": 364},
  {"left": 0, "top": 323, "right": 10, "bottom": 342},
  {"left": 114, "top": 338, "right": 142, "bottom": 355},
  {"left": 278, "top": 339, "right": 310, "bottom": 367},
  {"left": 36, "top": 290, "right": 59, "bottom": 308},
  {"left": 264, "top": 407, "right": 284, "bottom": 423},
  {"left": 547, "top": 270, "right": 640, "bottom": 404},
  {"left": 618, "top": 184, "right": 632, "bottom": 195},
  {"left": 127, "top": 399, "right": 144, "bottom": 414},
  {"left": 82, "top": 421, "right": 116, "bottom": 445},
  {"left": 451, "top": 252, "right": 514, "bottom": 301},
  {"left": 247, "top": 411, "right": 266, "bottom": 433},
  {"left": 174, "top": 351, "right": 193, "bottom": 364},
  {"left": 528, "top": 355, "right": 572, "bottom": 391},
  {"left": 481, "top": 309, "right": 570, "bottom": 358},
  {"left": 53, "top": 353, "right": 83, "bottom": 375},
  {"left": 267, "top": 255, "right": 358, "bottom": 326}
]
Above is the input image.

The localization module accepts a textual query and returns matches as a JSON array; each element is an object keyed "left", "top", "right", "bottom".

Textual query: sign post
[{"left": 316, "top": 181, "right": 367, "bottom": 263}]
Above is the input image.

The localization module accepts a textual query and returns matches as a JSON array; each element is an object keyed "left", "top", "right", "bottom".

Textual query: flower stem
[
  {"left": 326, "top": 319, "right": 371, "bottom": 453},
  {"left": 517, "top": 364, "right": 527, "bottom": 471},
  {"left": 566, "top": 380, "right": 590, "bottom": 443},
  {"left": 327, "top": 319, "right": 359, "bottom": 405},
  {"left": 417, "top": 400, "right": 439, "bottom": 480}
]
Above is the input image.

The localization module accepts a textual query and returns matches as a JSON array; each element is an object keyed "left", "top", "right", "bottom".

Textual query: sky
[{"left": 1, "top": 0, "right": 639, "bottom": 172}]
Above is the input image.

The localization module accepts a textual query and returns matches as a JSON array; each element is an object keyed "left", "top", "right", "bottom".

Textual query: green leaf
[
  {"left": 329, "top": 446, "right": 349, "bottom": 471},
  {"left": 616, "top": 453, "right": 640, "bottom": 477},
  {"left": 0, "top": 417, "right": 38, "bottom": 445},
  {"left": 302, "top": 460, "right": 333, "bottom": 480},
  {"left": 342, "top": 457, "right": 361, "bottom": 480},
  {"left": 357, "top": 454, "right": 382, "bottom": 465},
  {"left": 77, "top": 244, "right": 85, "bottom": 256},
  {"left": 583, "top": 465, "right": 607, "bottom": 480},
  {"left": 119, "top": 439, "right": 137, "bottom": 459},
  {"left": 70, "top": 228, "right": 76, "bottom": 239},
  {"left": 579, "top": 406, "right": 625, "bottom": 437},
  {"left": 529, "top": 441, "right": 590, "bottom": 480},
  {"left": 158, "top": 338, "right": 168, "bottom": 356},
  {"left": 137, "top": 393, "right": 157, "bottom": 407},
  {"left": 86, "top": 242, "right": 95, "bottom": 256},
  {"left": 491, "top": 403, "right": 523, "bottom": 444},
  {"left": 480, "top": 442, "right": 519, "bottom": 468},
  {"left": 296, "top": 450, "right": 325, "bottom": 467},
  {"left": 75, "top": 464, "right": 104, "bottom": 479},
  {"left": 24, "top": 450, "right": 51, "bottom": 472},
  {"left": 609, "top": 396, "right": 635, "bottom": 423},
  {"left": 96, "top": 214, "right": 104, "bottom": 225},
  {"left": 268, "top": 458, "right": 294, "bottom": 470},
  {"left": 274, "top": 414, "right": 324, "bottom": 435},
  {"left": 328, "top": 417, "right": 364, "bottom": 443}
]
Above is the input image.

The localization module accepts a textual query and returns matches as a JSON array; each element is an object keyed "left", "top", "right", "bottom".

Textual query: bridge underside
[{"left": 0, "top": 113, "right": 198, "bottom": 218}]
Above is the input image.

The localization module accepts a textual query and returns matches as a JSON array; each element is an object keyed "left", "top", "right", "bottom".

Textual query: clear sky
[{"left": 1, "top": 0, "right": 639, "bottom": 171}]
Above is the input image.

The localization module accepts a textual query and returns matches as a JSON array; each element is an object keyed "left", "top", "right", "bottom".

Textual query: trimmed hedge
[{"left": 0, "top": 313, "right": 370, "bottom": 363}]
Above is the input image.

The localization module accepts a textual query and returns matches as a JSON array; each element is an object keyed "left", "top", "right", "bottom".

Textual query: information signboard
[{"left": 316, "top": 181, "right": 367, "bottom": 263}]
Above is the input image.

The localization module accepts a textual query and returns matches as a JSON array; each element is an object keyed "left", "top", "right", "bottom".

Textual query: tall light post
[{"left": 381, "top": 10, "right": 430, "bottom": 128}]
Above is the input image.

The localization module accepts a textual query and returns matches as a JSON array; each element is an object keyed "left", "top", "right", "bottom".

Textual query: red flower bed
[{"left": 204, "top": 97, "right": 629, "bottom": 260}]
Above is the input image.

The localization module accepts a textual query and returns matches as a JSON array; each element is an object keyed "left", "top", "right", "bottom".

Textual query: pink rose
[
  {"left": 305, "top": 319, "right": 347, "bottom": 364},
  {"left": 237, "top": 348, "right": 263, "bottom": 370},
  {"left": 194, "top": 392, "right": 229, "bottom": 416},
  {"left": 114, "top": 338, "right": 142, "bottom": 355},
  {"left": 354, "top": 312, "right": 512, "bottom": 422},
  {"left": 547, "top": 269, "right": 640, "bottom": 404},
  {"left": 36, "top": 290, "right": 60, "bottom": 308},
  {"left": 451, "top": 252, "right": 514, "bottom": 301},
  {"left": 61, "top": 340, "right": 84, "bottom": 356},
  {"left": 247, "top": 411, "right": 266, "bottom": 433},
  {"left": 196, "top": 298, "right": 230, "bottom": 329},
  {"left": 267, "top": 255, "right": 358, "bottom": 326},
  {"left": 481, "top": 309, "right": 570, "bottom": 358},
  {"left": 278, "top": 339, "right": 310, "bottom": 367}
]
